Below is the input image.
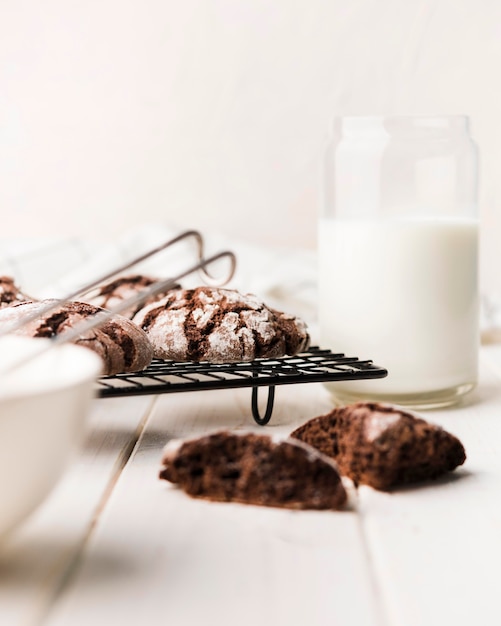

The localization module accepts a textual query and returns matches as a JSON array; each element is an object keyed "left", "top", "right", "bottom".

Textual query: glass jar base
[{"left": 325, "top": 382, "right": 476, "bottom": 411}]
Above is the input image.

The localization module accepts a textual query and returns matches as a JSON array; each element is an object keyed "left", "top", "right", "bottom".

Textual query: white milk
[{"left": 318, "top": 216, "right": 479, "bottom": 401}]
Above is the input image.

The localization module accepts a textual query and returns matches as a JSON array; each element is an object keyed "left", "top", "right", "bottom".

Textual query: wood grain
[
  {"left": 3, "top": 351, "right": 501, "bottom": 626},
  {"left": 357, "top": 359, "right": 501, "bottom": 626},
  {"left": 45, "top": 386, "right": 383, "bottom": 626},
  {"left": 0, "top": 395, "right": 155, "bottom": 626}
]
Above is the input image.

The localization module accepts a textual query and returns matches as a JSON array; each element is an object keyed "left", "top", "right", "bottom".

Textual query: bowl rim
[{"left": 0, "top": 336, "right": 103, "bottom": 402}]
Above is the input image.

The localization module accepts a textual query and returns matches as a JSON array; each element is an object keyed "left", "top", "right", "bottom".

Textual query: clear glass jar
[{"left": 319, "top": 116, "right": 479, "bottom": 409}]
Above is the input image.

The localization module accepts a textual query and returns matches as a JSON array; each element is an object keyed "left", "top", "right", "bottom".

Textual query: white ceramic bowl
[{"left": 0, "top": 335, "right": 102, "bottom": 538}]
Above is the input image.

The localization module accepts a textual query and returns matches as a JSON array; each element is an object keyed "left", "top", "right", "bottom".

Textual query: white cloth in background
[
  {"left": 0, "top": 225, "right": 319, "bottom": 341},
  {"left": 0, "top": 238, "right": 100, "bottom": 295}
]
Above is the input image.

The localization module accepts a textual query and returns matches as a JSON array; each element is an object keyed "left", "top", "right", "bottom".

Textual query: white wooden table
[{"left": 2, "top": 346, "right": 501, "bottom": 626}]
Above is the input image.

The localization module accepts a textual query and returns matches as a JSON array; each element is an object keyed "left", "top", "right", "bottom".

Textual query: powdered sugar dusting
[
  {"left": 0, "top": 299, "right": 153, "bottom": 374},
  {"left": 192, "top": 305, "right": 217, "bottom": 328},
  {"left": 241, "top": 309, "right": 276, "bottom": 342},
  {"left": 0, "top": 277, "right": 31, "bottom": 309},
  {"left": 365, "top": 412, "right": 401, "bottom": 442},
  {"left": 145, "top": 307, "right": 188, "bottom": 360},
  {"left": 133, "top": 287, "right": 310, "bottom": 363}
]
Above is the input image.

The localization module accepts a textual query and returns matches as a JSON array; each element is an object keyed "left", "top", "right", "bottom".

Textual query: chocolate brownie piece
[
  {"left": 133, "top": 286, "right": 310, "bottom": 363},
  {"left": 291, "top": 408, "right": 342, "bottom": 460},
  {"left": 0, "top": 300, "right": 153, "bottom": 376},
  {"left": 291, "top": 402, "right": 466, "bottom": 490},
  {"left": 86, "top": 274, "right": 180, "bottom": 319},
  {"left": 0, "top": 276, "right": 33, "bottom": 308},
  {"left": 160, "top": 431, "right": 347, "bottom": 510}
]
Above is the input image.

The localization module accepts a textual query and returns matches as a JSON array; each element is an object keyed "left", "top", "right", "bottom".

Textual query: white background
[{"left": 1, "top": 0, "right": 500, "bottom": 293}]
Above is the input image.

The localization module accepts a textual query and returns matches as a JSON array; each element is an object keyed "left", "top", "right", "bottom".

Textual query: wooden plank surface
[
  {"left": 0, "top": 395, "right": 156, "bottom": 626},
  {"left": 45, "top": 385, "right": 384, "bottom": 626},
  {"left": 357, "top": 359, "right": 501, "bottom": 626},
  {"left": 3, "top": 352, "right": 501, "bottom": 626}
]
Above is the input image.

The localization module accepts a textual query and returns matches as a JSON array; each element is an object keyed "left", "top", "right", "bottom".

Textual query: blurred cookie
[
  {"left": 160, "top": 431, "right": 347, "bottom": 510},
  {"left": 85, "top": 274, "right": 180, "bottom": 319},
  {"left": 0, "top": 276, "right": 33, "bottom": 308},
  {"left": 0, "top": 300, "right": 153, "bottom": 376},
  {"left": 133, "top": 286, "right": 310, "bottom": 363},
  {"left": 291, "top": 402, "right": 466, "bottom": 490}
]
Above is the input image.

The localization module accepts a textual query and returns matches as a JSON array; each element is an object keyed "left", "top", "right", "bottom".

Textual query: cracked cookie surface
[
  {"left": 0, "top": 276, "right": 33, "bottom": 308},
  {"left": 0, "top": 299, "right": 153, "bottom": 375},
  {"left": 85, "top": 274, "right": 180, "bottom": 319},
  {"left": 132, "top": 286, "right": 310, "bottom": 363}
]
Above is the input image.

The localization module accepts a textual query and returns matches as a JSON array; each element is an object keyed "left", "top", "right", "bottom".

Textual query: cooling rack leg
[{"left": 251, "top": 386, "right": 275, "bottom": 426}]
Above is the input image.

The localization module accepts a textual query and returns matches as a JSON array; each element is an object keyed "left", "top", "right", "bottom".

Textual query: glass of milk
[{"left": 320, "top": 116, "right": 479, "bottom": 409}]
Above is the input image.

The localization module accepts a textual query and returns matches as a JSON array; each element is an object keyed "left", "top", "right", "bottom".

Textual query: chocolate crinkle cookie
[
  {"left": 132, "top": 286, "right": 310, "bottom": 363},
  {"left": 0, "top": 300, "right": 153, "bottom": 376},
  {"left": 291, "top": 402, "right": 466, "bottom": 490},
  {"left": 0, "top": 276, "right": 33, "bottom": 308},
  {"left": 159, "top": 431, "right": 347, "bottom": 510},
  {"left": 85, "top": 274, "right": 181, "bottom": 319}
]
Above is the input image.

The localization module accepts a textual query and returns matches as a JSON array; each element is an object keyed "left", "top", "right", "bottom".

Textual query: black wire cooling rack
[{"left": 96, "top": 346, "right": 387, "bottom": 426}]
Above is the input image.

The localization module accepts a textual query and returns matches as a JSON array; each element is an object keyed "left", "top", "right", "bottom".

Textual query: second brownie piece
[{"left": 291, "top": 402, "right": 466, "bottom": 490}]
